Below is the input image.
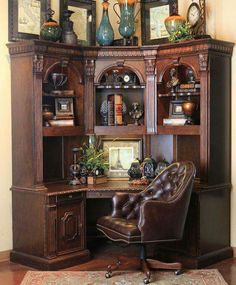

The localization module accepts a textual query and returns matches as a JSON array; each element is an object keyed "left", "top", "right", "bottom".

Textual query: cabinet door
[{"left": 57, "top": 200, "right": 85, "bottom": 254}]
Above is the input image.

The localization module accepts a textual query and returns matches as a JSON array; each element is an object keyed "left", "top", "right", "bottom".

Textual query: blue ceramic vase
[
  {"left": 96, "top": 0, "right": 114, "bottom": 46},
  {"left": 113, "top": 0, "right": 138, "bottom": 40}
]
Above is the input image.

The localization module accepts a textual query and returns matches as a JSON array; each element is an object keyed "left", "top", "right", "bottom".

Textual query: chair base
[{"left": 105, "top": 250, "right": 184, "bottom": 284}]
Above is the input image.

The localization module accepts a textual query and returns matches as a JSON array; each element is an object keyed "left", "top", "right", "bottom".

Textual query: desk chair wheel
[
  {"left": 143, "top": 277, "right": 150, "bottom": 284},
  {"left": 175, "top": 269, "right": 184, "bottom": 275},
  {"left": 105, "top": 272, "right": 112, "bottom": 278}
]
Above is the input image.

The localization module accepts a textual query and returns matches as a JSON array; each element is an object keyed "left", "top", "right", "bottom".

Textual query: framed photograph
[
  {"left": 169, "top": 99, "right": 185, "bottom": 118},
  {"left": 8, "top": 0, "right": 51, "bottom": 41},
  {"left": 141, "top": 0, "right": 178, "bottom": 45},
  {"left": 102, "top": 139, "right": 142, "bottom": 179},
  {"left": 55, "top": 98, "right": 74, "bottom": 118},
  {"left": 60, "top": 0, "right": 96, "bottom": 46}
]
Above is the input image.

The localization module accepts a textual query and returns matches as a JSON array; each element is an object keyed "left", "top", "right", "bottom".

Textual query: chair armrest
[{"left": 138, "top": 199, "right": 187, "bottom": 242}]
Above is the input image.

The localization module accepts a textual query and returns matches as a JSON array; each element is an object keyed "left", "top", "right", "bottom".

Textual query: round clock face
[
  {"left": 123, "top": 74, "right": 131, "bottom": 83},
  {"left": 187, "top": 3, "right": 201, "bottom": 27}
]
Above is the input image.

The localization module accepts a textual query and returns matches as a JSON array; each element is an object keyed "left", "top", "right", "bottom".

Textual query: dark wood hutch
[{"left": 7, "top": 38, "right": 234, "bottom": 270}]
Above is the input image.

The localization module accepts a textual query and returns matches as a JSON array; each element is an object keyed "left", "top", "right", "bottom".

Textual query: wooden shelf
[
  {"left": 43, "top": 126, "right": 84, "bottom": 137},
  {"left": 94, "top": 125, "right": 145, "bottom": 135},
  {"left": 158, "top": 92, "right": 200, "bottom": 98},
  {"left": 157, "top": 125, "right": 200, "bottom": 135},
  {"left": 96, "top": 85, "right": 145, "bottom": 89}
]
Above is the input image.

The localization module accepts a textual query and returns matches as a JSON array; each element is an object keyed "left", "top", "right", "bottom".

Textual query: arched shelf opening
[
  {"left": 94, "top": 64, "right": 145, "bottom": 129},
  {"left": 157, "top": 63, "right": 201, "bottom": 127}
]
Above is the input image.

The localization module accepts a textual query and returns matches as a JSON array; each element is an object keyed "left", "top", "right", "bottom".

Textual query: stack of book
[
  {"left": 176, "top": 82, "right": 200, "bottom": 94},
  {"left": 163, "top": 118, "right": 187, "bottom": 126},
  {"left": 107, "top": 94, "right": 123, "bottom": 126}
]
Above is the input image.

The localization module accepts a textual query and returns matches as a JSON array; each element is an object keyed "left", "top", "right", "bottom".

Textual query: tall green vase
[{"left": 96, "top": 0, "right": 114, "bottom": 46}]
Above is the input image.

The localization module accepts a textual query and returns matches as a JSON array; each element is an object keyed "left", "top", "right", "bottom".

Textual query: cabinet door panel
[{"left": 57, "top": 200, "right": 84, "bottom": 254}]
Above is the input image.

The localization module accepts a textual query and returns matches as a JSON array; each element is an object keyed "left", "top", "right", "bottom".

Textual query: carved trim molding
[
  {"left": 158, "top": 41, "right": 234, "bottom": 57},
  {"left": 33, "top": 55, "right": 44, "bottom": 74},
  {"left": 199, "top": 54, "right": 208, "bottom": 71},
  {"left": 145, "top": 59, "right": 156, "bottom": 76},
  {"left": 98, "top": 49, "right": 143, "bottom": 58},
  {"left": 85, "top": 59, "right": 95, "bottom": 77}
]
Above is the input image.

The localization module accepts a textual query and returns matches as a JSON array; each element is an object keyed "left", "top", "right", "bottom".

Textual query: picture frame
[
  {"left": 169, "top": 99, "right": 185, "bottom": 118},
  {"left": 59, "top": 0, "right": 96, "bottom": 46},
  {"left": 102, "top": 138, "right": 142, "bottom": 179},
  {"left": 8, "top": 0, "right": 51, "bottom": 41},
  {"left": 141, "top": 0, "right": 178, "bottom": 45},
  {"left": 55, "top": 97, "right": 74, "bottom": 118}
]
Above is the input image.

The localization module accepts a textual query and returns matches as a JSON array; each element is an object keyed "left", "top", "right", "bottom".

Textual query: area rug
[{"left": 20, "top": 269, "right": 228, "bottom": 285}]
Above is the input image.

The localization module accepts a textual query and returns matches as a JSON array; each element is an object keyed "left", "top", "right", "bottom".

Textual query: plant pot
[{"left": 87, "top": 175, "right": 108, "bottom": 185}]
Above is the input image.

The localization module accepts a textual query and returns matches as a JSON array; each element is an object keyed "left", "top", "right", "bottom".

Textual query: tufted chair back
[{"left": 112, "top": 162, "right": 191, "bottom": 221}]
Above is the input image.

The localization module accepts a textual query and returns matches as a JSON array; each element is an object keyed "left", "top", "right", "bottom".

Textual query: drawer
[{"left": 57, "top": 192, "right": 83, "bottom": 204}]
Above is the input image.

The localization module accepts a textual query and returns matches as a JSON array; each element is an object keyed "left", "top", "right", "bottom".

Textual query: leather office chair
[{"left": 97, "top": 161, "right": 196, "bottom": 284}]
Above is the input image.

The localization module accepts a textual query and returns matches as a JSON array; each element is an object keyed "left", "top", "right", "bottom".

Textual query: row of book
[{"left": 107, "top": 94, "right": 123, "bottom": 126}]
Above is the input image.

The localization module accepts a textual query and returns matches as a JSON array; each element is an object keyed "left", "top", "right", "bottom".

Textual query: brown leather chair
[{"left": 97, "top": 161, "right": 196, "bottom": 284}]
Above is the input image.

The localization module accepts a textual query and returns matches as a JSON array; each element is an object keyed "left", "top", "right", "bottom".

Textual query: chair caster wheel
[
  {"left": 143, "top": 277, "right": 150, "bottom": 284},
  {"left": 105, "top": 272, "right": 112, "bottom": 278},
  {"left": 175, "top": 269, "right": 184, "bottom": 275}
]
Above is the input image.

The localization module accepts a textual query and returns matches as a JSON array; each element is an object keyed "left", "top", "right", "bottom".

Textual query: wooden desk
[{"left": 10, "top": 181, "right": 144, "bottom": 270}]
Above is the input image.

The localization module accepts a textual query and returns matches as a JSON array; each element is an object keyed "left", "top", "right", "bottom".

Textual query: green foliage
[
  {"left": 168, "top": 22, "right": 193, "bottom": 43},
  {"left": 79, "top": 136, "right": 109, "bottom": 175}
]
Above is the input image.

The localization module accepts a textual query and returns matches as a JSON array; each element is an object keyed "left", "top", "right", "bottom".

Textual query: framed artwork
[
  {"left": 141, "top": 0, "right": 178, "bottom": 45},
  {"left": 169, "top": 99, "right": 185, "bottom": 118},
  {"left": 8, "top": 0, "right": 51, "bottom": 41},
  {"left": 55, "top": 98, "right": 74, "bottom": 118},
  {"left": 102, "top": 139, "right": 142, "bottom": 179},
  {"left": 60, "top": 0, "right": 96, "bottom": 46}
]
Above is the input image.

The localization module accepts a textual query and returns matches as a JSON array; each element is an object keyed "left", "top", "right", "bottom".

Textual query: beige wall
[
  {"left": 0, "top": 0, "right": 236, "bottom": 251},
  {"left": 0, "top": 0, "right": 12, "bottom": 251}
]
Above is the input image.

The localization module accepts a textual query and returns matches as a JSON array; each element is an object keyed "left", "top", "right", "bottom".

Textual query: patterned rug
[{"left": 20, "top": 269, "right": 228, "bottom": 285}]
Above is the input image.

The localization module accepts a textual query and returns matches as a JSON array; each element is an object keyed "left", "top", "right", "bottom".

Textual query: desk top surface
[{"left": 44, "top": 180, "right": 146, "bottom": 197}]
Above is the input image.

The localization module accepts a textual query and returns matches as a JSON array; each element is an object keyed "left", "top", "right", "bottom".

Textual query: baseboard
[{"left": 0, "top": 250, "right": 10, "bottom": 262}]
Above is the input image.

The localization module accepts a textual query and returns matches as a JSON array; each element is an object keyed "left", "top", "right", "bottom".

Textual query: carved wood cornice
[
  {"left": 98, "top": 48, "right": 143, "bottom": 58},
  {"left": 157, "top": 39, "right": 234, "bottom": 57},
  {"left": 7, "top": 40, "right": 83, "bottom": 57}
]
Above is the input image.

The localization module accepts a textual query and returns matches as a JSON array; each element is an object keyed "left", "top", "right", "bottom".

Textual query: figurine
[
  {"left": 129, "top": 102, "right": 143, "bottom": 125},
  {"left": 166, "top": 67, "right": 180, "bottom": 93}
]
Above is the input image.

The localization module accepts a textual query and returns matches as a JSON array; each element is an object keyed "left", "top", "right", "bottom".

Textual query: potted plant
[{"left": 79, "top": 136, "right": 109, "bottom": 184}]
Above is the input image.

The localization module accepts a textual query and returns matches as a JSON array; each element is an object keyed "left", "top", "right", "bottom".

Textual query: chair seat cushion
[{"left": 97, "top": 216, "right": 141, "bottom": 243}]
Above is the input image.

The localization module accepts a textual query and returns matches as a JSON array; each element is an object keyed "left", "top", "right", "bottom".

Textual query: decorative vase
[
  {"left": 61, "top": 10, "right": 77, "bottom": 45},
  {"left": 141, "top": 156, "right": 157, "bottom": 179},
  {"left": 182, "top": 98, "right": 197, "bottom": 125},
  {"left": 96, "top": 0, "right": 114, "bottom": 46},
  {"left": 155, "top": 159, "right": 170, "bottom": 176},
  {"left": 42, "top": 104, "right": 54, "bottom": 127},
  {"left": 40, "top": 8, "right": 62, "bottom": 42},
  {"left": 164, "top": 13, "right": 186, "bottom": 35},
  {"left": 113, "top": 0, "right": 139, "bottom": 45},
  {"left": 127, "top": 158, "right": 142, "bottom": 180}
]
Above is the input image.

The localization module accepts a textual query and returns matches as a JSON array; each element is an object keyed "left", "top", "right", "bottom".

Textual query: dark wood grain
[{"left": 7, "top": 39, "right": 234, "bottom": 270}]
